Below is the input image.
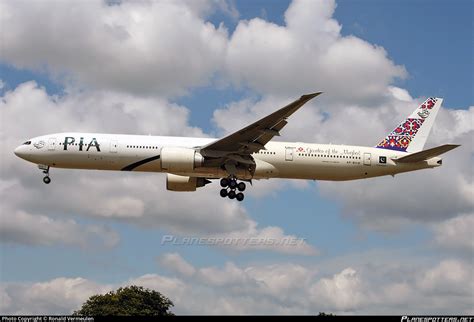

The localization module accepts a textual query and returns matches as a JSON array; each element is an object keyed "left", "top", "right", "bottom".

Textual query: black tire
[
  {"left": 220, "top": 178, "right": 229, "bottom": 187},
  {"left": 219, "top": 189, "right": 228, "bottom": 197},
  {"left": 229, "top": 180, "right": 237, "bottom": 189},
  {"left": 237, "top": 182, "right": 246, "bottom": 192},
  {"left": 228, "top": 190, "right": 236, "bottom": 199},
  {"left": 43, "top": 176, "right": 51, "bottom": 184},
  {"left": 236, "top": 193, "right": 244, "bottom": 202}
]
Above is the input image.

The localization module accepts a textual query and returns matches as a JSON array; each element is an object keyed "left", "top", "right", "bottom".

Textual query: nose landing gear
[
  {"left": 220, "top": 178, "right": 246, "bottom": 201},
  {"left": 38, "top": 165, "right": 51, "bottom": 184}
]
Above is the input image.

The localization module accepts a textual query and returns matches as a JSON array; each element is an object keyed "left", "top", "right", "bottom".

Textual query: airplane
[{"left": 14, "top": 93, "right": 459, "bottom": 202}]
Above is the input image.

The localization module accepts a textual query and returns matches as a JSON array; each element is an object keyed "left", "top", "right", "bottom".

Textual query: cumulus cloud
[
  {"left": 310, "top": 267, "right": 365, "bottom": 311},
  {"left": 1, "top": 253, "right": 472, "bottom": 314},
  {"left": 0, "top": 81, "right": 315, "bottom": 255},
  {"left": 159, "top": 253, "right": 196, "bottom": 277},
  {"left": 211, "top": 84, "right": 472, "bottom": 232},
  {"left": 317, "top": 102, "right": 473, "bottom": 231},
  {"left": 0, "top": 208, "right": 119, "bottom": 249},
  {"left": 208, "top": 220, "right": 318, "bottom": 255},
  {"left": 1, "top": 277, "right": 111, "bottom": 315},
  {"left": 0, "top": 80, "right": 205, "bottom": 143},
  {"left": 432, "top": 214, "right": 474, "bottom": 253},
  {"left": 225, "top": 0, "right": 406, "bottom": 103},
  {"left": 0, "top": 0, "right": 467, "bottom": 254},
  {"left": 0, "top": 0, "right": 471, "bottom": 315},
  {"left": 0, "top": 0, "right": 229, "bottom": 97},
  {"left": 0, "top": 0, "right": 406, "bottom": 103},
  {"left": 127, "top": 274, "right": 187, "bottom": 304},
  {"left": 417, "top": 260, "right": 474, "bottom": 297}
]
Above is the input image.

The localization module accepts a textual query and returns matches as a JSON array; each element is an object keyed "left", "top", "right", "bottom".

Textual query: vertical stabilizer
[{"left": 376, "top": 97, "right": 442, "bottom": 152}]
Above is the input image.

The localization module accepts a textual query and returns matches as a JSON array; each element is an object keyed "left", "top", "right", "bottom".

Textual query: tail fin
[{"left": 376, "top": 97, "right": 442, "bottom": 152}]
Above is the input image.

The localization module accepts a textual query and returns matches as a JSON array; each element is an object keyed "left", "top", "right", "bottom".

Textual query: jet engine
[
  {"left": 160, "top": 147, "right": 204, "bottom": 172},
  {"left": 166, "top": 173, "right": 211, "bottom": 191}
]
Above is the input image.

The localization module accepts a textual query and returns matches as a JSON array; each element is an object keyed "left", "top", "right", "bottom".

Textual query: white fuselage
[{"left": 14, "top": 132, "right": 440, "bottom": 181}]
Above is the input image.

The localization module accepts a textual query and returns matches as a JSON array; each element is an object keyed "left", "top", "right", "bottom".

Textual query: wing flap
[{"left": 393, "top": 144, "right": 460, "bottom": 163}]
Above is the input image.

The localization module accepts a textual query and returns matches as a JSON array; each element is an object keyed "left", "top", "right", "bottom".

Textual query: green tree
[
  {"left": 318, "top": 312, "right": 335, "bottom": 316},
  {"left": 74, "top": 285, "right": 174, "bottom": 316}
]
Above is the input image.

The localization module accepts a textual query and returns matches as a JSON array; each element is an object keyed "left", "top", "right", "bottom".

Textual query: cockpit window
[{"left": 23, "top": 141, "right": 31, "bottom": 145}]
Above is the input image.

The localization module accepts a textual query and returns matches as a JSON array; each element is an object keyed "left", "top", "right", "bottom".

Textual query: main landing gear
[
  {"left": 219, "top": 177, "right": 246, "bottom": 201},
  {"left": 38, "top": 165, "right": 51, "bottom": 184}
]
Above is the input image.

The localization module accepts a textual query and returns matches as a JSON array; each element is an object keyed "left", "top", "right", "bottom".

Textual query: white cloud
[
  {"left": 208, "top": 220, "right": 318, "bottom": 255},
  {"left": 244, "top": 263, "right": 316, "bottom": 300},
  {"left": 211, "top": 86, "right": 472, "bottom": 232},
  {"left": 0, "top": 208, "right": 119, "bottom": 249},
  {"left": 388, "top": 86, "right": 412, "bottom": 102},
  {"left": 0, "top": 0, "right": 406, "bottom": 102},
  {"left": 2, "top": 278, "right": 111, "bottom": 315},
  {"left": 198, "top": 262, "right": 252, "bottom": 287},
  {"left": 0, "top": 0, "right": 229, "bottom": 97},
  {"left": 159, "top": 253, "right": 196, "bottom": 277},
  {"left": 317, "top": 103, "right": 473, "bottom": 232},
  {"left": 432, "top": 214, "right": 474, "bottom": 253},
  {"left": 0, "top": 81, "right": 205, "bottom": 143},
  {"left": 417, "top": 260, "right": 474, "bottom": 297},
  {"left": 310, "top": 268, "right": 365, "bottom": 312},
  {"left": 169, "top": 0, "right": 239, "bottom": 20},
  {"left": 0, "top": 0, "right": 471, "bottom": 315},
  {"left": 0, "top": 81, "right": 314, "bottom": 255},
  {"left": 127, "top": 274, "right": 187, "bottom": 304},
  {"left": 0, "top": 286, "right": 12, "bottom": 313},
  {"left": 2, "top": 254, "right": 472, "bottom": 315},
  {"left": 225, "top": 0, "right": 406, "bottom": 103}
]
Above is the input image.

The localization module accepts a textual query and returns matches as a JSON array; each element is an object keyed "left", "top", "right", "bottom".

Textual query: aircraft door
[
  {"left": 48, "top": 138, "right": 56, "bottom": 151},
  {"left": 110, "top": 140, "right": 118, "bottom": 153},
  {"left": 285, "top": 147, "right": 294, "bottom": 161},
  {"left": 363, "top": 152, "right": 371, "bottom": 166}
]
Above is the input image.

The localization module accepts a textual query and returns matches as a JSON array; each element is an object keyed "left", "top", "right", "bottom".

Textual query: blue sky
[{"left": 0, "top": 0, "right": 472, "bottom": 315}]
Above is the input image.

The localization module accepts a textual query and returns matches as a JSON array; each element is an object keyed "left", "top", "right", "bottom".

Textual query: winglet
[{"left": 301, "top": 92, "right": 323, "bottom": 101}]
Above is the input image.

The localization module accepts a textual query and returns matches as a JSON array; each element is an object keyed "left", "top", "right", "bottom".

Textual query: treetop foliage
[{"left": 74, "top": 285, "right": 174, "bottom": 316}]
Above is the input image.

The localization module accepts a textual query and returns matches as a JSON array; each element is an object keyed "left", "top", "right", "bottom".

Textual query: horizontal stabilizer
[{"left": 393, "top": 144, "right": 460, "bottom": 163}]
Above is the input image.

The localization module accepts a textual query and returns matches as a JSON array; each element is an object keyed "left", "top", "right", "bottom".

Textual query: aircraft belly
[
  {"left": 45, "top": 152, "right": 161, "bottom": 172},
  {"left": 273, "top": 161, "right": 380, "bottom": 181},
  {"left": 47, "top": 153, "right": 119, "bottom": 170}
]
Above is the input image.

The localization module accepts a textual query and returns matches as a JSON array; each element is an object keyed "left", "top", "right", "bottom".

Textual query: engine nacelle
[
  {"left": 166, "top": 173, "right": 210, "bottom": 192},
  {"left": 161, "top": 147, "right": 204, "bottom": 172}
]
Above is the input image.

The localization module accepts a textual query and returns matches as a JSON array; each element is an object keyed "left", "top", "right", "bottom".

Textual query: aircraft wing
[{"left": 200, "top": 92, "right": 322, "bottom": 159}]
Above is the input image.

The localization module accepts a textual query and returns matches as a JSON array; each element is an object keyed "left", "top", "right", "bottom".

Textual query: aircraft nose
[{"left": 14, "top": 145, "right": 26, "bottom": 158}]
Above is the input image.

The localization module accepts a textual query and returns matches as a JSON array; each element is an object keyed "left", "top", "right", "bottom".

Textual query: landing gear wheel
[
  {"left": 220, "top": 189, "right": 228, "bottom": 198},
  {"left": 43, "top": 176, "right": 51, "bottom": 184},
  {"left": 236, "top": 192, "right": 244, "bottom": 202},
  {"left": 229, "top": 180, "right": 237, "bottom": 189},
  {"left": 219, "top": 178, "right": 247, "bottom": 201},
  {"left": 220, "top": 178, "right": 229, "bottom": 187}
]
